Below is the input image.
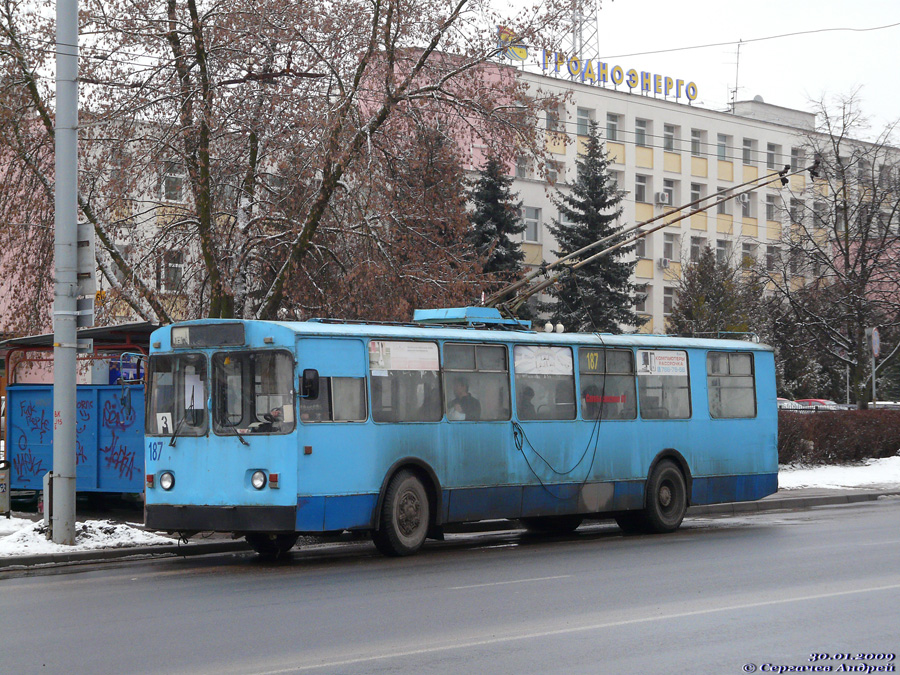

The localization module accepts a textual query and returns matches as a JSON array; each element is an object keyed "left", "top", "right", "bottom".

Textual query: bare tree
[
  {"left": 0, "top": 0, "right": 580, "bottom": 330},
  {"left": 767, "top": 93, "right": 900, "bottom": 407}
]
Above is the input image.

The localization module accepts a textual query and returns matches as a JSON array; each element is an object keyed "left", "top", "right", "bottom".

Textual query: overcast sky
[{"left": 569, "top": 0, "right": 899, "bottom": 137}]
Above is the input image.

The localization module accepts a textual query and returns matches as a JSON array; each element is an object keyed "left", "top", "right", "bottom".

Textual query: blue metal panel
[
  {"left": 691, "top": 473, "right": 777, "bottom": 505},
  {"left": 447, "top": 485, "right": 522, "bottom": 521},
  {"left": 7, "top": 385, "right": 145, "bottom": 494},
  {"left": 296, "top": 338, "right": 366, "bottom": 377},
  {"left": 613, "top": 480, "right": 644, "bottom": 510},
  {"left": 323, "top": 494, "right": 378, "bottom": 530},
  {"left": 296, "top": 496, "right": 326, "bottom": 531}
]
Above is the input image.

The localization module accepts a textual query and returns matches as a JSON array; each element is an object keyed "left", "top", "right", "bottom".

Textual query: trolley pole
[{"left": 51, "top": 0, "right": 79, "bottom": 544}]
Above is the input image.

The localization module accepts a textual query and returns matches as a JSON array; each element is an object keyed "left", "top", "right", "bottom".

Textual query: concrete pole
[{"left": 52, "top": 0, "right": 79, "bottom": 544}]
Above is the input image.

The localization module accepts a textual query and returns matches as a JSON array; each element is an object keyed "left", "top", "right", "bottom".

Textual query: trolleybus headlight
[
  {"left": 159, "top": 471, "right": 175, "bottom": 491},
  {"left": 251, "top": 470, "right": 267, "bottom": 490}
]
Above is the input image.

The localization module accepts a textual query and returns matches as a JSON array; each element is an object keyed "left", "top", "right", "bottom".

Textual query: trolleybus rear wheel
[
  {"left": 372, "top": 470, "right": 430, "bottom": 557},
  {"left": 245, "top": 533, "right": 299, "bottom": 559},
  {"left": 520, "top": 514, "right": 584, "bottom": 534},
  {"left": 643, "top": 459, "right": 687, "bottom": 533}
]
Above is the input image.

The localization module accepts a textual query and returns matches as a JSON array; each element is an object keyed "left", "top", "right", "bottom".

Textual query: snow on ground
[
  {"left": 778, "top": 454, "right": 900, "bottom": 490},
  {"left": 0, "top": 517, "right": 175, "bottom": 558},
  {"left": 0, "top": 456, "right": 898, "bottom": 558}
]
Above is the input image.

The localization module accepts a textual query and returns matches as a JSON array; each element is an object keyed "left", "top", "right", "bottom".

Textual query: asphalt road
[{"left": 2, "top": 499, "right": 899, "bottom": 675}]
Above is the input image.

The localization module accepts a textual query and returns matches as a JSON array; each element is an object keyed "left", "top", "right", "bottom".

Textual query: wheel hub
[
  {"left": 659, "top": 484, "right": 673, "bottom": 508},
  {"left": 397, "top": 490, "right": 421, "bottom": 536}
]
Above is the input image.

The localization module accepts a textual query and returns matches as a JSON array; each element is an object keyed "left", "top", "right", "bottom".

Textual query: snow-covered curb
[
  {"left": 0, "top": 518, "right": 176, "bottom": 558},
  {"left": 778, "top": 454, "right": 900, "bottom": 490}
]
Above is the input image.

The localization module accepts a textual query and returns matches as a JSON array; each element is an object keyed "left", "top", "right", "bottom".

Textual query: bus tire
[
  {"left": 520, "top": 515, "right": 583, "bottom": 534},
  {"left": 245, "top": 533, "right": 299, "bottom": 559},
  {"left": 372, "top": 470, "right": 430, "bottom": 557},
  {"left": 643, "top": 459, "right": 687, "bottom": 533}
]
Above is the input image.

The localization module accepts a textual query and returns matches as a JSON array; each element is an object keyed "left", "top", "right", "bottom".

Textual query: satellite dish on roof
[{"left": 753, "top": 95, "right": 764, "bottom": 103}]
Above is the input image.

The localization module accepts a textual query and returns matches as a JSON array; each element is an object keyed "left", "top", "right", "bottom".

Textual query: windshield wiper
[
  {"left": 221, "top": 422, "right": 249, "bottom": 446},
  {"left": 168, "top": 414, "right": 186, "bottom": 446}
]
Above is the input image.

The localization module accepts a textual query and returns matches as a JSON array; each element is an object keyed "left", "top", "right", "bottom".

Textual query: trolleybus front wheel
[
  {"left": 372, "top": 470, "right": 430, "bottom": 557},
  {"left": 245, "top": 533, "right": 299, "bottom": 559}
]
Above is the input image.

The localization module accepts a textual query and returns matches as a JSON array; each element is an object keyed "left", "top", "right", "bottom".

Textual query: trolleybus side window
[
  {"left": 369, "top": 341, "right": 441, "bottom": 423},
  {"left": 579, "top": 348, "right": 637, "bottom": 420},
  {"left": 513, "top": 345, "right": 576, "bottom": 420},
  {"left": 637, "top": 349, "right": 691, "bottom": 420},
  {"left": 146, "top": 353, "right": 208, "bottom": 435},
  {"left": 443, "top": 343, "right": 509, "bottom": 421},
  {"left": 299, "top": 377, "right": 367, "bottom": 422},
  {"left": 707, "top": 352, "right": 756, "bottom": 419},
  {"left": 211, "top": 350, "right": 295, "bottom": 434}
]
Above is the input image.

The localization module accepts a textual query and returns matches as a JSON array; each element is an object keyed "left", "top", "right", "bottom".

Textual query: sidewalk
[{"left": 2, "top": 487, "right": 898, "bottom": 569}]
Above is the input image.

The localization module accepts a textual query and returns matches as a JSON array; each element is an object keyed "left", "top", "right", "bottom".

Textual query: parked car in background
[
  {"left": 777, "top": 398, "right": 805, "bottom": 410},
  {"left": 795, "top": 398, "right": 840, "bottom": 409}
]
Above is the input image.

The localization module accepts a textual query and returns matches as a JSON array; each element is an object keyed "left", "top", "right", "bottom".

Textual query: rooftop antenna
[{"left": 731, "top": 39, "right": 742, "bottom": 113}]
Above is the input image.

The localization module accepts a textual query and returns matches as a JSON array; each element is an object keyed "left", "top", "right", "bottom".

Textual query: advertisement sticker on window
[{"left": 637, "top": 350, "right": 687, "bottom": 376}]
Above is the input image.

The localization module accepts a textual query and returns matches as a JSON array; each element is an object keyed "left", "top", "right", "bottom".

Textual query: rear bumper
[{"left": 145, "top": 504, "right": 296, "bottom": 533}]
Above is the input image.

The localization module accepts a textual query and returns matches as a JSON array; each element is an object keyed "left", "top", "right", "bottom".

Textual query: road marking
[
  {"left": 449, "top": 574, "right": 571, "bottom": 590},
  {"left": 249, "top": 580, "right": 900, "bottom": 674}
]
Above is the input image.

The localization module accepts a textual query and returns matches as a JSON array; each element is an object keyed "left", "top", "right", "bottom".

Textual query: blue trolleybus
[{"left": 143, "top": 307, "right": 778, "bottom": 557}]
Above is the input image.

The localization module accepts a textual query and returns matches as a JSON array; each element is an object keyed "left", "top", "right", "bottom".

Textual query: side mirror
[{"left": 301, "top": 369, "right": 319, "bottom": 400}]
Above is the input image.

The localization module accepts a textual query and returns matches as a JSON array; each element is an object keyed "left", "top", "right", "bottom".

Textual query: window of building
[
  {"left": 546, "top": 105, "right": 562, "bottom": 132},
  {"left": 547, "top": 160, "right": 565, "bottom": 184},
  {"left": 514, "top": 345, "right": 575, "bottom": 421},
  {"left": 159, "top": 250, "right": 183, "bottom": 292},
  {"left": 634, "top": 284, "right": 649, "bottom": 312},
  {"left": 791, "top": 147, "right": 805, "bottom": 172},
  {"left": 634, "top": 229, "right": 648, "bottom": 258},
  {"left": 766, "top": 194, "right": 778, "bottom": 221},
  {"left": 634, "top": 175, "right": 649, "bottom": 203},
  {"left": 742, "top": 138, "right": 755, "bottom": 165},
  {"left": 663, "top": 287, "right": 676, "bottom": 315},
  {"left": 369, "top": 341, "right": 441, "bottom": 423},
  {"left": 606, "top": 113, "right": 619, "bottom": 141},
  {"left": 443, "top": 343, "right": 510, "bottom": 421},
  {"left": 579, "top": 348, "right": 637, "bottom": 420},
  {"left": 516, "top": 156, "right": 530, "bottom": 179},
  {"left": 766, "top": 143, "right": 781, "bottom": 170},
  {"left": 663, "top": 232, "right": 680, "bottom": 261},
  {"left": 766, "top": 245, "right": 778, "bottom": 271},
  {"left": 162, "top": 161, "right": 185, "bottom": 202},
  {"left": 635, "top": 118, "right": 650, "bottom": 147},
  {"left": 662, "top": 178, "right": 676, "bottom": 206},
  {"left": 664, "top": 124, "right": 677, "bottom": 152},
  {"left": 813, "top": 201, "right": 828, "bottom": 227},
  {"left": 716, "top": 239, "right": 732, "bottom": 265},
  {"left": 522, "top": 206, "right": 541, "bottom": 242},
  {"left": 691, "top": 129, "right": 705, "bottom": 157},
  {"left": 790, "top": 198, "right": 804, "bottom": 224},
  {"left": 577, "top": 107, "right": 594, "bottom": 136},
  {"left": 741, "top": 242, "right": 758, "bottom": 268},
  {"left": 690, "top": 236, "right": 707, "bottom": 262},
  {"left": 740, "top": 192, "right": 753, "bottom": 218},
  {"left": 690, "top": 182, "right": 704, "bottom": 204},
  {"left": 717, "top": 134, "right": 730, "bottom": 161},
  {"left": 707, "top": 352, "right": 756, "bottom": 419},
  {"left": 716, "top": 186, "right": 730, "bottom": 215},
  {"left": 637, "top": 349, "right": 691, "bottom": 419}
]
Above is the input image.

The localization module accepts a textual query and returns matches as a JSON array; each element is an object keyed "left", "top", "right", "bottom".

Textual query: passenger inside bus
[
  {"left": 517, "top": 386, "right": 536, "bottom": 419},
  {"left": 449, "top": 379, "right": 481, "bottom": 420}
]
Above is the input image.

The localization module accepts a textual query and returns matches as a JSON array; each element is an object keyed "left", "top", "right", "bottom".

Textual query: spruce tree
[
  {"left": 667, "top": 246, "right": 764, "bottom": 337},
  {"left": 545, "top": 121, "right": 642, "bottom": 333},
  {"left": 468, "top": 155, "right": 525, "bottom": 285}
]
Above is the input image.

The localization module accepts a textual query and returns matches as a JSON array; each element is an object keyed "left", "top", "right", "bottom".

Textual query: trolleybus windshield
[{"left": 146, "top": 353, "right": 208, "bottom": 437}]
